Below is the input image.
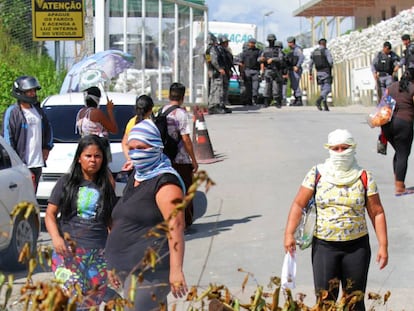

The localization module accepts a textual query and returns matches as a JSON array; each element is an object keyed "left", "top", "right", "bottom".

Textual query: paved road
[{"left": 5, "top": 104, "right": 414, "bottom": 310}]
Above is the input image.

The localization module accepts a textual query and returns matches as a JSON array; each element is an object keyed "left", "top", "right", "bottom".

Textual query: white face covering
[{"left": 328, "top": 147, "right": 356, "bottom": 171}]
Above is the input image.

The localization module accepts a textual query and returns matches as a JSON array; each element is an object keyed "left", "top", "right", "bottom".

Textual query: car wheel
[{"left": 0, "top": 213, "right": 39, "bottom": 271}]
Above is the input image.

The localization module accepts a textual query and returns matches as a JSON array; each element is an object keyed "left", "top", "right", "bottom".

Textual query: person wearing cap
[
  {"left": 239, "top": 37, "right": 261, "bottom": 105},
  {"left": 286, "top": 36, "right": 305, "bottom": 106},
  {"left": 208, "top": 34, "right": 233, "bottom": 114},
  {"left": 284, "top": 129, "right": 388, "bottom": 311},
  {"left": 309, "top": 38, "right": 334, "bottom": 111},
  {"left": 371, "top": 41, "right": 400, "bottom": 98},
  {"left": 400, "top": 34, "right": 414, "bottom": 71},
  {"left": 2, "top": 75, "right": 53, "bottom": 192},
  {"left": 259, "top": 34, "right": 287, "bottom": 108}
]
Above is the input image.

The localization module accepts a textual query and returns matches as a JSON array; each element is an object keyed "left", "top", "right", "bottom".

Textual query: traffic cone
[
  {"left": 192, "top": 106, "right": 218, "bottom": 164},
  {"left": 372, "top": 89, "right": 378, "bottom": 104}
]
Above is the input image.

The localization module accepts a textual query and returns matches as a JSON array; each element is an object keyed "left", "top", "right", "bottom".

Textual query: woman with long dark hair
[
  {"left": 381, "top": 68, "right": 414, "bottom": 195},
  {"left": 45, "top": 135, "right": 116, "bottom": 308},
  {"left": 121, "top": 94, "right": 154, "bottom": 166}
]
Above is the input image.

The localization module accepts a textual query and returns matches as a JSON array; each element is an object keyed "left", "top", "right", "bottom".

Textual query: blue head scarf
[{"left": 127, "top": 119, "right": 185, "bottom": 193}]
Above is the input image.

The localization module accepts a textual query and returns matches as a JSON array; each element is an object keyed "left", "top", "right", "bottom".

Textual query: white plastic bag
[{"left": 281, "top": 252, "right": 296, "bottom": 289}]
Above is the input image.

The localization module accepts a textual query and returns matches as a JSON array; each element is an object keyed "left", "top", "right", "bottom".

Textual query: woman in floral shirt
[{"left": 284, "top": 129, "right": 388, "bottom": 311}]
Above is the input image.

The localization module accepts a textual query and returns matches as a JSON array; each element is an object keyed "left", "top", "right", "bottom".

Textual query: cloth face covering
[
  {"left": 329, "top": 147, "right": 356, "bottom": 171},
  {"left": 128, "top": 119, "right": 185, "bottom": 192}
]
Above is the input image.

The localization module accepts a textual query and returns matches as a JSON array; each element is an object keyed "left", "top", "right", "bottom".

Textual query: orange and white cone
[{"left": 192, "top": 107, "right": 219, "bottom": 164}]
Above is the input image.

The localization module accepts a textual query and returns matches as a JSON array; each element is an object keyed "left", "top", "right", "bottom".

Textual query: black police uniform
[{"left": 240, "top": 44, "right": 261, "bottom": 105}]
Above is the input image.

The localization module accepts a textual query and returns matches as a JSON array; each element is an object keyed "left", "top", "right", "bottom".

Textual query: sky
[
  {"left": 206, "top": 0, "right": 309, "bottom": 43},
  {"left": 205, "top": 0, "right": 353, "bottom": 45}
]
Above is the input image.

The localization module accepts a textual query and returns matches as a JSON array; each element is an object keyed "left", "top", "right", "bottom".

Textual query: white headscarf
[{"left": 318, "top": 129, "right": 363, "bottom": 185}]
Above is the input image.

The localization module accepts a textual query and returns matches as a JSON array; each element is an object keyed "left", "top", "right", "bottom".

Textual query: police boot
[
  {"left": 294, "top": 96, "right": 303, "bottom": 106},
  {"left": 263, "top": 97, "right": 270, "bottom": 107},
  {"left": 252, "top": 96, "right": 258, "bottom": 105},
  {"left": 221, "top": 104, "right": 232, "bottom": 113},
  {"left": 323, "top": 100, "right": 329, "bottom": 111},
  {"left": 315, "top": 96, "right": 323, "bottom": 111},
  {"left": 274, "top": 96, "right": 282, "bottom": 108}
]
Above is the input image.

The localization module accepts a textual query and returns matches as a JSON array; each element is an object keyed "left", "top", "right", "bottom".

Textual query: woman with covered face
[
  {"left": 105, "top": 119, "right": 187, "bottom": 310},
  {"left": 284, "top": 129, "right": 388, "bottom": 311}
]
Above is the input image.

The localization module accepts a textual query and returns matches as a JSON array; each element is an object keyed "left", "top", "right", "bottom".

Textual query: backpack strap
[
  {"left": 314, "top": 165, "right": 321, "bottom": 193},
  {"left": 161, "top": 105, "right": 180, "bottom": 117},
  {"left": 159, "top": 105, "right": 182, "bottom": 143},
  {"left": 360, "top": 170, "right": 368, "bottom": 190}
]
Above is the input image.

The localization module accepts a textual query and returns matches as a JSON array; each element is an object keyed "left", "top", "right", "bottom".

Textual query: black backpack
[{"left": 152, "top": 105, "right": 182, "bottom": 161}]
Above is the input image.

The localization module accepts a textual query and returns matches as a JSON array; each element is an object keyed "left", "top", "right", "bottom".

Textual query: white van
[{"left": 37, "top": 92, "right": 136, "bottom": 212}]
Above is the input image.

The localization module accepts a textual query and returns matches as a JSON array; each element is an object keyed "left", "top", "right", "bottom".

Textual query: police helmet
[
  {"left": 287, "top": 36, "right": 295, "bottom": 43},
  {"left": 274, "top": 41, "right": 283, "bottom": 48},
  {"left": 267, "top": 34, "right": 276, "bottom": 41},
  {"left": 207, "top": 32, "right": 217, "bottom": 45},
  {"left": 12, "top": 76, "right": 41, "bottom": 104},
  {"left": 218, "top": 35, "right": 230, "bottom": 44}
]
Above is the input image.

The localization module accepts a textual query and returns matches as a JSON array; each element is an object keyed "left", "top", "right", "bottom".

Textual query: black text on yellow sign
[{"left": 32, "top": 0, "right": 84, "bottom": 41}]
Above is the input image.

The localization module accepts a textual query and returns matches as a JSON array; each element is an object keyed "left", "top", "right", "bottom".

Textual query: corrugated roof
[{"left": 293, "top": 0, "right": 375, "bottom": 17}]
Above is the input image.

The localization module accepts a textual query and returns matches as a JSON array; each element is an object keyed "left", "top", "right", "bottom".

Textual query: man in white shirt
[{"left": 162, "top": 83, "right": 198, "bottom": 228}]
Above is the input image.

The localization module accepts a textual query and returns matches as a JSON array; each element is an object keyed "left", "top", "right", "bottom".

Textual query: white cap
[{"left": 324, "top": 129, "right": 356, "bottom": 148}]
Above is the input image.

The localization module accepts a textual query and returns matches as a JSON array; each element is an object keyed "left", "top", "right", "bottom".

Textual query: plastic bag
[
  {"left": 294, "top": 198, "right": 316, "bottom": 250},
  {"left": 367, "top": 95, "right": 396, "bottom": 128},
  {"left": 281, "top": 252, "right": 296, "bottom": 289}
]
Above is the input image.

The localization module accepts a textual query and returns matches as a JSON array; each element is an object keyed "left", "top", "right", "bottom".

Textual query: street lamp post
[{"left": 262, "top": 11, "right": 274, "bottom": 42}]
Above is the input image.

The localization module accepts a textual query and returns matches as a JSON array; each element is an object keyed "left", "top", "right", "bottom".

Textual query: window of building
[
  {"left": 381, "top": 10, "right": 386, "bottom": 21},
  {"left": 391, "top": 6, "right": 396, "bottom": 17},
  {"left": 366, "top": 16, "right": 372, "bottom": 27}
]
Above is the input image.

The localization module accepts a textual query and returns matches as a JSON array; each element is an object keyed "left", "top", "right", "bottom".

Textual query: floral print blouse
[{"left": 302, "top": 166, "right": 378, "bottom": 242}]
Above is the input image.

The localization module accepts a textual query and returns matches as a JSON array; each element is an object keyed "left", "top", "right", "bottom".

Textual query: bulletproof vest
[
  {"left": 406, "top": 44, "right": 414, "bottom": 67},
  {"left": 218, "top": 45, "right": 233, "bottom": 72},
  {"left": 374, "top": 52, "right": 394, "bottom": 74},
  {"left": 262, "top": 46, "right": 283, "bottom": 69},
  {"left": 243, "top": 48, "right": 261, "bottom": 70},
  {"left": 312, "top": 48, "right": 330, "bottom": 70},
  {"left": 285, "top": 51, "right": 298, "bottom": 68}
]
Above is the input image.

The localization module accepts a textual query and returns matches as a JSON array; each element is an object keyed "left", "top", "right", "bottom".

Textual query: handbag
[
  {"left": 294, "top": 197, "right": 317, "bottom": 250},
  {"left": 294, "top": 167, "right": 320, "bottom": 250}
]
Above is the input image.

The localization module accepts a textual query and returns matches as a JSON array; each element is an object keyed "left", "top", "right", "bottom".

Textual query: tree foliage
[{"left": 0, "top": 17, "right": 65, "bottom": 116}]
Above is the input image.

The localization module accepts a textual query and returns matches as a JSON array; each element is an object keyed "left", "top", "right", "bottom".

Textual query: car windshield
[{"left": 43, "top": 105, "right": 135, "bottom": 143}]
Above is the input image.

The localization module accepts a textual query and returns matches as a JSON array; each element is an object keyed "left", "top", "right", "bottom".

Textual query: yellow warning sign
[{"left": 32, "top": 0, "right": 84, "bottom": 41}]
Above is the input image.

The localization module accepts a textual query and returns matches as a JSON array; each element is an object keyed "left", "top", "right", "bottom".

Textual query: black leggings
[
  {"left": 312, "top": 235, "right": 371, "bottom": 311},
  {"left": 382, "top": 117, "right": 414, "bottom": 182}
]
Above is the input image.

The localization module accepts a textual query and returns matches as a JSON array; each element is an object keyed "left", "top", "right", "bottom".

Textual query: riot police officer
[
  {"left": 286, "top": 36, "right": 304, "bottom": 106},
  {"left": 309, "top": 38, "right": 334, "bottom": 111},
  {"left": 239, "top": 38, "right": 261, "bottom": 105},
  {"left": 205, "top": 33, "right": 217, "bottom": 98},
  {"left": 371, "top": 41, "right": 400, "bottom": 99},
  {"left": 208, "top": 34, "right": 232, "bottom": 114},
  {"left": 259, "top": 34, "right": 286, "bottom": 108},
  {"left": 400, "top": 34, "right": 414, "bottom": 71}
]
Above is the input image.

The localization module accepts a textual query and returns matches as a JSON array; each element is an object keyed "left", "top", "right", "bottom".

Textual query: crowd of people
[{"left": 2, "top": 30, "right": 414, "bottom": 310}]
